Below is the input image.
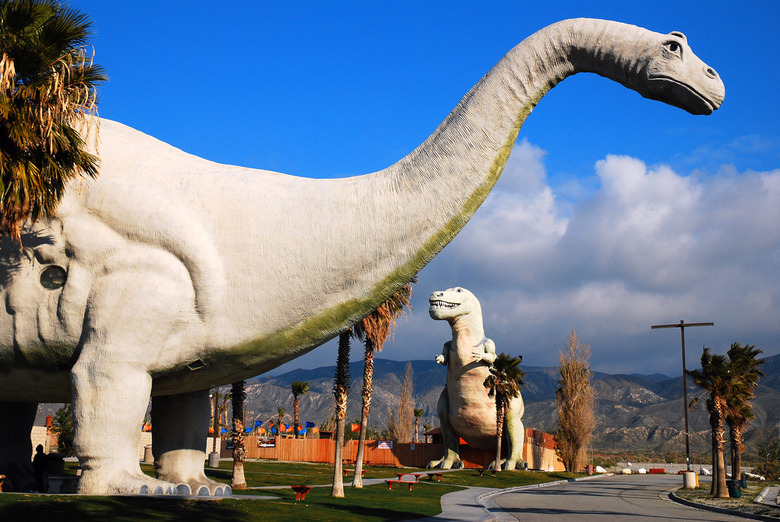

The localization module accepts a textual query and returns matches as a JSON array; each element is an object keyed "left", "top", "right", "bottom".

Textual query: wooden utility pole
[{"left": 651, "top": 320, "right": 713, "bottom": 471}]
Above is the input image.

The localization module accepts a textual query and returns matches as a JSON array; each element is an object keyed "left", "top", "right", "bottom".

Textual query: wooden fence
[{"left": 226, "top": 428, "right": 563, "bottom": 471}]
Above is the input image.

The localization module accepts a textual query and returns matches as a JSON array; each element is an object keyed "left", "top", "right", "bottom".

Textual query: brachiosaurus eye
[{"left": 40, "top": 266, "right": 67, "bottom": 290}]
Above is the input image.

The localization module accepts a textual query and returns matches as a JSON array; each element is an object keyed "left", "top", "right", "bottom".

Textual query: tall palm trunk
[
  {"left": 230, "top": 381, "right": 247, "bottom": 489},
  {"left": 494, "top": 399, "right": 505, "bottom": 472},
  {"left": 731, "top": 424, "right": 743, "bottom": 480},
  {"left": 293, "top": 398, "right": 300, "bottom": 439},
  {"left": 332, "top": 331, "right": 351, "bottom": 497},
  {"left": 353, "top": 340, "right": 375, "bottom": 488},
  {"left": 711, "top": 398, "right": 728, "bottom": 498}
]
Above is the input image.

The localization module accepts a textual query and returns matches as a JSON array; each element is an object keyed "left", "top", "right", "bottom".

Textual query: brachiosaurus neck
[{"left": 351, "top": 19, "right": 651, "bottom": 295}]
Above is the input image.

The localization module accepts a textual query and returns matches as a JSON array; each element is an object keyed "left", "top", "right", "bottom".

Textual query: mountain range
[
  {"left": 246, "top": 355, "right": 780, "bottom": 456},
  {"left": 33, "top": 355, "right": 779, "bottom": 458}
]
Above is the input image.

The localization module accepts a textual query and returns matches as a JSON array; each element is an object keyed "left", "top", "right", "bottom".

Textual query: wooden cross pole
[{"left": 651, "top": 320, "right": 713, "bottom": 472}]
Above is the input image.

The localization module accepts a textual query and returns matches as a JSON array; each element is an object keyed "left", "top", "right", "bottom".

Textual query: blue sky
[{"left": 71, "top": 1, "right": 779, "bottom": 377}]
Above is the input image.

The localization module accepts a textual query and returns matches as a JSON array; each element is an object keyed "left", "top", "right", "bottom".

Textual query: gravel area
[{"left": 675, "top": 481, "right": 780, "bottom": 519}]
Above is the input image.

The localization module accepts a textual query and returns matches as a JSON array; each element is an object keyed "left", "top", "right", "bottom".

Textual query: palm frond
[{"left": 0, "top": 0, "right": 105, "bottom": 239}]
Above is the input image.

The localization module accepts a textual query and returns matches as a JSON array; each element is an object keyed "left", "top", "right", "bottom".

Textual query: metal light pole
[{"left": 651, "top": 320, "right": 713, "bottom": 472}]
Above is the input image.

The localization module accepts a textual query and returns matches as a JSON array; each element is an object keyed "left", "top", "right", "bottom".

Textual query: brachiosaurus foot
[
  {"left": 164, "top": 475, "right": 232, "bottom": 496},
  {"left": 78, "top": 468, "right": 182, "bottom": 495}
]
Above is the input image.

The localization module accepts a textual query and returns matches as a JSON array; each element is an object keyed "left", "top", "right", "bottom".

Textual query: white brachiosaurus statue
[{"left": 0, "top": 19, "right": 723, "bottom": 495}]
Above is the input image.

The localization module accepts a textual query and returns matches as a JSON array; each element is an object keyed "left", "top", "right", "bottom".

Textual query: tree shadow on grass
[
  {"left": 321, "top": 502, "right": 433, "bottom": 521},
  {"left": 0, "top": 495, "right": 246, "bottom": 522}
]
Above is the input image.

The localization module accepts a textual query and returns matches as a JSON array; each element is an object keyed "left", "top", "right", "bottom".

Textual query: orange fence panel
[{"left": 223, "top": 428, "right": 563, "bottom": 471}]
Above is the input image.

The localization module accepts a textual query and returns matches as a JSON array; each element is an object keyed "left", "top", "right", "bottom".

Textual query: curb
[{"left": 668, "top": 490, "right": 779, "bottom": 522}]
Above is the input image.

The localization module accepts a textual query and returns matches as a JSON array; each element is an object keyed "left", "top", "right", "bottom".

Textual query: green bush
[
  {"left": 52, "top": 404, "right": 75, "bottom": 456},
  {"left": 754, "top": 461, "right": 780, "bottom": 480},
  {"left": 591, "top": 456, "right": 616, "bottom": 468},
  {"left": 755, "top": 438, "right": 780, "bottom": 479}
]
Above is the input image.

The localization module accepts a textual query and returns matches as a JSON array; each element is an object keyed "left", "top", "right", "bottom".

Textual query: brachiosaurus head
[
  {"left": 641, "top": 30, "right": 725, "bottom": 115},
  {"left": 429, "top": 287, "right": 482, "bottom": 323}
]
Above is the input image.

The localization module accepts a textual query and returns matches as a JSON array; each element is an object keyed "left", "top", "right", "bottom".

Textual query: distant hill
[{"left": 245, "top": 354, "right": 780, "bottom": 455}]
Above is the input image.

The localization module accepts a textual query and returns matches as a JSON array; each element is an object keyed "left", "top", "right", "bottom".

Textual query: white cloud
[{"left": 278, "top": 141, "right": 780, "bottom": 377}]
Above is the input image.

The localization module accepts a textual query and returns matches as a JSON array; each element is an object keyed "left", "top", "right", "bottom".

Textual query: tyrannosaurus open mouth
[{"left": 430, "top": 300, "right": 459, "bottom": 311}]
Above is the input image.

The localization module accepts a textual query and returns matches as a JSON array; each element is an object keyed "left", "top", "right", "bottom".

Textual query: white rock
[
  {"left": 595, "top": 466, "right": 607, "bottom": 473},
  {"left": 621, "top": 468, "right": 632, "bottom": 475},
  {"left": 637, "top": 468, "right": 647, "bottom": 474}
]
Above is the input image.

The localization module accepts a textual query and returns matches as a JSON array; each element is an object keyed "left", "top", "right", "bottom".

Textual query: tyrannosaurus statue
[
  {"left": 0, "top": 19, "right": 723, "bottom": 495},
  {"left": 427, "top": 288, "right": 525, "bottom": 470}
]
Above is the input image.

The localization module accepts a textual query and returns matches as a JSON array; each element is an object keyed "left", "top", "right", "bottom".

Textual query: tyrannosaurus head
[{"left": 429, "top": 287, "right": 481, "bottom": 323}]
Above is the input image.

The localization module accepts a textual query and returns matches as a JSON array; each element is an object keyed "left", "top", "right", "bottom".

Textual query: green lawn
[{"left": 0, "top": 460, "right": 583, "bottom": 521}]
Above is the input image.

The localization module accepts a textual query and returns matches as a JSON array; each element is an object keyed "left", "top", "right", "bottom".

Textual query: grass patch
[
  {"left": 202, "top": 460, "right": 405, "bottom": 487},
  {"left": 1, "top": 460, "right": 582, "bottom": 521},
  {"left": 0, "top": 484, "right": 457, "bottom": 521}
]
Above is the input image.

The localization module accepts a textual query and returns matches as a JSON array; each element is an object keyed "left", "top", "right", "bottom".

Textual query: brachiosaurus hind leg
[
  {"left": 152, "top": 390, "right": 230, "bottom": 496},
  {"left": 0, "top": 402, "right": 37, "bottom": 491}
]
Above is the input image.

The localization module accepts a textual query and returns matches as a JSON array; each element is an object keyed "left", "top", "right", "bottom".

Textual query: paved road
[{"left": 491, "top": 474, "right": 745, "bottom": 521}]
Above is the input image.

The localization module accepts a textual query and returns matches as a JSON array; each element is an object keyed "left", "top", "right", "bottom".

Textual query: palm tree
[
  {"left": 422, "top": 422, "right": 433, "bottom": 443},
  {"left": 331, "top": 329, "right": 352, "bottom": 498},
  {"left": 352, "top": 282, "right": 413, "bottom": 487},
  {"left": 688, "top": 348, "right": 736, "bottom": 498},
  {"left": 230, "top": 381, "right": 247, "bottom": 489},
  {"left": 210, "top": 388, "right": 230, "bottom": 454},
  {"left": 413, "top": 408, "right": 424, "bottom": 443},
  {"left": 0, "top": 0, "right": 106, "bottom": 239},
  {"left": 725, "top": 343, "right": 764, "bottom": 479},
  {"left": 276, "top": 407, "right": 285, "bottom": 437},
  {"left": 291, "top": 381, "right": 310, "bottom": 439},
  {"left": 219, "top": 391, "right": 231, "bottom": 434},
  {"left": 483, "top": 353, "right": 525, "bottom": 472}
]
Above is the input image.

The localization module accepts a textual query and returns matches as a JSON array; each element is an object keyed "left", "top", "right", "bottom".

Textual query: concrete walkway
[{"left": 755, "top": 485, "right": 780, "bottom": 507}]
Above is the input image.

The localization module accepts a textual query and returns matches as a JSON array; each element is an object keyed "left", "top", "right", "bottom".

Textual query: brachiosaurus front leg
[
  {"left": 152, "top": 390, "right": 230, "bottom": 496},
  {"left": 72, "top": 355, "right": 176, "bottom": 494},
  {"left": 72, "top": 267, "right": 194, "bottom": 495}
]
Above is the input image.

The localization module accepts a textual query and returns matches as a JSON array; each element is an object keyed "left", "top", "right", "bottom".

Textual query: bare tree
[
  {"left": 388, "top": 362, "right": 415, "bottom": 443},
  {"left": 555, "top": 329, "right": 595, "bottom": 472}
]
